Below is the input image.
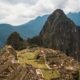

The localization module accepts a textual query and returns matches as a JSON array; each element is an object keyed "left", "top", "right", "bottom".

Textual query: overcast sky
[{"left": 0, "top": 0, "right": 80, "bottom": 25}]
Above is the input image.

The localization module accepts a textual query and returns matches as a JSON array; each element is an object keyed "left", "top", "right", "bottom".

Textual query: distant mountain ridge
[
  {"left": 15, "top": 15, "right": 48, "bottom": 39},
  {"left": 67, "top": 12, "right": 80, "bottom": 26},
  {"left": 0, "top": 12, "right": 80, "bottom": 47},
  {"left": 0, "top": 24, "right": 15, "bottom": 47},
  {"left": 0, "top": 15, "right": 48, "bottom": 47}
]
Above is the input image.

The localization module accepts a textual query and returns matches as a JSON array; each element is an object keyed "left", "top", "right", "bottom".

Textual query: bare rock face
[
  {"left": 77, "top": 27, "right": 80, "bottom": 47},
  {"left": 40, "top": 9, "right": 80, "bottom": 61}
]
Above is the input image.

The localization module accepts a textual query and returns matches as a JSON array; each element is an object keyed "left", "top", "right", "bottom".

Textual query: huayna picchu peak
[
  {"left": 39, "top": 9, "right": 80, "bottom": 61},
  {"left": 50, "top": 9, "right": 66, "bottom": 18}
]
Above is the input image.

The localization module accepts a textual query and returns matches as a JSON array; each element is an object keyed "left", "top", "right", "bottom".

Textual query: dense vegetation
[{"left": 7, "top": 32, "right": 26, "bottom": 50}]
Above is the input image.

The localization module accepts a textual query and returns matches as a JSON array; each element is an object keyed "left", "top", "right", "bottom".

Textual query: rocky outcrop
[
  {"left": 40, "top": 9, "right": 80, "bottom": 61},
  {"left": 7, "top": 32, "right": 26, "bottom": 50}
]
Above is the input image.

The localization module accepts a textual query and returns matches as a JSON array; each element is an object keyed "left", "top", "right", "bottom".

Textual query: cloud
[
  {"left": 64, "top": 0, "right": 80, "bottom": 13},
  {"left": 0, "top": 0, "right": 80, "bottom": 25},
  {"left": 1, "top": 0, "right": 38, "bottom": 5}
]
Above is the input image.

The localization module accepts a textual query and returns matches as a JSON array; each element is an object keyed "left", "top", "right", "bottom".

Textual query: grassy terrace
[{"left": 17, "top": 48, "right": 60, "bottom": 80}]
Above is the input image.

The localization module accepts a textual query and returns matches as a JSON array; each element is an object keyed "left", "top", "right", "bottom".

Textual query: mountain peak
[
  {"left": 51, "top": 9, "right": 65, "bottom": 17},
  {"left": 40, "top": 9, "right": 80, "bottom": 61},
  {"left": 46, "top": 9, "right": 67, "bottom": 26},
  {"left": 54, "top": 9, "right": 64, "bottom": 14}
]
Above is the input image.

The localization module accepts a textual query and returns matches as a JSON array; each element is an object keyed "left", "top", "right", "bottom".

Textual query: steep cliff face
[
  {"left": 77, "top": 27, "right": 80, "bottom": 49},
  {"left": 40, "top": 9, "right": 80, "bottom": 61}
]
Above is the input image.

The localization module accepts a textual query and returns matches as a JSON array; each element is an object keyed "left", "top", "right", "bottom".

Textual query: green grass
[
  {"left": 17, "top": 49, "right": 39, "bottom": 59},
  {"left": 17, "top": 49, "right": 47, "bottom": 68},
  {"left": 42, "top": 69, "right": 60, "bottom": 80}
]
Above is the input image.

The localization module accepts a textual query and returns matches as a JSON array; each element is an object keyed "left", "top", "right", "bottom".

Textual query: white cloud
[
  {"left": 64, "top": 0, "right": 80, "bottom": 13},
  {"left": 0, "top": 0, "right": 38, "bottom": 4},
  {"left": 0, "top": 0, "right": 80, "bottom": 25}
]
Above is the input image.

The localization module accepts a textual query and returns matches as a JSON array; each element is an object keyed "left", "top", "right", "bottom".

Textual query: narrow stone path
[{"left": 43, "top": 52, "right": 52, "bottom": 70}]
